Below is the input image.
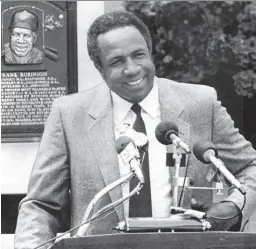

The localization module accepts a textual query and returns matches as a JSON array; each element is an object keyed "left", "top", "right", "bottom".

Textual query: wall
[{"left": 77, "top": 1, "right": 104, "bottom": 91}]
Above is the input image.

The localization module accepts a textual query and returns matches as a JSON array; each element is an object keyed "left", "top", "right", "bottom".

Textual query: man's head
[
  {"left": 8, "top": 9, "right": 38, "bottom": 58},
  {"left": 87, "top": 11, "right": 155, "bottom": 103}
]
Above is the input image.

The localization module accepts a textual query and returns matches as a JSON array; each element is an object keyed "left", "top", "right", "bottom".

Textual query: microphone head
[
  {"left": 193, "top": 141, "right": 218, "bottom": 164},
  {"left": 115, "top": 136, "right": 133, "bottom": 154},
  {"left": 155, "top": 121, "right": 179, "bottom": 145},
  {"left": 128, "top": 131, "right": 148, "bottom": 148}
]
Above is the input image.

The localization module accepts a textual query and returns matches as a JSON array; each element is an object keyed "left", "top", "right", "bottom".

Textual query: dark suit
[{"left": 15, "top": 77, "right": 256, "bottom": 248}]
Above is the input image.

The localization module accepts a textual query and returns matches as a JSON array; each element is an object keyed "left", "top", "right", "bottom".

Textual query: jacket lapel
[
  {"left": 87, "top": 84, "right": 124, "bottom": 221},
  {"left": 158, "top": 78, "right": 188, "bottom": 132},
  {"left": 85, "top": 78, "right": 191, "bottom": 219},
  {"left": 158, "top": 78, "right": 191, "bottom": 207}
]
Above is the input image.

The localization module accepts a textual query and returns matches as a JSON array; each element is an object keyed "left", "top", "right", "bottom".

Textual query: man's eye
[
  {"left": 134, "top": 52, "right": 145, "bottom": 58},
  {"left": 24, "top": 35, "right": 31, "bottom": 38},
  {"left": 110, "top": 59, "right": 123, "bottom": 67},
  {"left": 11, "top": 34, "right": 19, "bottom": 38}
]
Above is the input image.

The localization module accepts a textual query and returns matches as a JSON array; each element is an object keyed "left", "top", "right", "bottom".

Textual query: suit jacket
[{"left": 15, "top": 77, "right": 256, "bottom": 248}]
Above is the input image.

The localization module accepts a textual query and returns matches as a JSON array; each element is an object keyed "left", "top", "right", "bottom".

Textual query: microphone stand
[
  {"left": 75, "top": 171, "right": 143, "bottom": 237},
  {"left": 172, "top": 146, "right": 182, "bottom": 207}
]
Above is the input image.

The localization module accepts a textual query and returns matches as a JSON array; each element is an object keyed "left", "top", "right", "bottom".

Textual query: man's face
[
  {"left": 10, "top": 27, "right": 36, "bottom": 57},
  {"left": 98, "top": 26, "right": 155, "bottom": 103}
]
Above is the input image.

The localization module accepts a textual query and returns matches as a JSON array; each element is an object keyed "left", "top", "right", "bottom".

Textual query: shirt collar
[
  {"left": 139, "top": 77, "right": 159, "bottom": 119},
  {"left": 111, "top": 91, "right": 133, "bottom": 125},
  {"left": 111, "top": 77, "right": 159, "bottom": 124}
]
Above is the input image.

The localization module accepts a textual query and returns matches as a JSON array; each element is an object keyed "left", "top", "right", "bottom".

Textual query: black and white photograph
[{"left": 1, "top": 1, "right": 256, "bottom": 249}]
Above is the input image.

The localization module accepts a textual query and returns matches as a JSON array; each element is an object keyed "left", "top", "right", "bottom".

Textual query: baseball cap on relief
[{"left": 9, "top": 9, "right": 38, "bottom": 32}]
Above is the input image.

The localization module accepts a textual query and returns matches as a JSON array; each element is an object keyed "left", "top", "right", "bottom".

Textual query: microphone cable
[
  {"left": 206, "top": 193, "right": 246, "bottom": 221},
  {"left": 200, "top": 192, "right": 246, "bottom": 231},
  {"left": 178, "top": 152, "right": 191, "bottom": 207},
  {"left": 33, "top": 179, "right": 142, "bottom": 249},
  {"left": 177, "top": 152, "right": 246, "bottom": 230},
  {"left": 205, "top": 217, "right": 225, "bottom": 231}
]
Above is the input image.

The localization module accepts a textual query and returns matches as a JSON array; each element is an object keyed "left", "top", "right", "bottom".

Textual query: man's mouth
[
  {"left": 126, "top": 77, "right": 144, "bottom": 86},
  {"left": 15, "top": 45, "right": 28, "bottom": 50}
]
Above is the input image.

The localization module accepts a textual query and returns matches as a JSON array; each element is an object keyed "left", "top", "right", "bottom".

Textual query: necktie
[{"left": 129, "top": 104, "right": 152, "bottom": 217}]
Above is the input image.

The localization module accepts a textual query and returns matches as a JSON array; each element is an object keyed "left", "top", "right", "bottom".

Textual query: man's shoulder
[
  {"left": 2, "top": 43, "right": 13, "bottom": 63},
  {"left": 157, "top": 77, "right": 216, "bottom": 97},
  {"left": 31, "top": 47, "right": 43, "bottom": 62},
  {"left": 54, "top": 82, "right": 107, "bottom": 108}
]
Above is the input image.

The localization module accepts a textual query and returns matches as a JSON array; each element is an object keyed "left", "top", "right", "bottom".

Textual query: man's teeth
[{"left": 128, "top": 77, "right": 144, "bottom": 86}]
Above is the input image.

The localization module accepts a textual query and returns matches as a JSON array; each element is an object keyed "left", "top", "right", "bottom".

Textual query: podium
[{"left": 52, "top": 232, "right": 256, "bottom": 249}]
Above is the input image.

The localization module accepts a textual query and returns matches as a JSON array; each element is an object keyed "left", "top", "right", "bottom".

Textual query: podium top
[{"left": 52, "top": 232, "right": 256, "bottom": 249}]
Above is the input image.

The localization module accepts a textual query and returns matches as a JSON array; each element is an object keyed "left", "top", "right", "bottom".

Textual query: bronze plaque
[{"left": 1, "top": 1, "right": 74, "bottom": 142}]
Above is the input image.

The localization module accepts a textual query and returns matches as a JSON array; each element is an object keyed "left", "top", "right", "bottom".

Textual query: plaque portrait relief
[
  {"left": 2, "top": 9, "right": 43, "bottom": 65},
  {"left": 1, "top": 1, "right": 77, "bottom": 142}
]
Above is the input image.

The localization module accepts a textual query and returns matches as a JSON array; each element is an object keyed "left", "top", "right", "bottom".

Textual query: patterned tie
[{"left": 129, "top": 104, "right": 152, "bottom": 217}]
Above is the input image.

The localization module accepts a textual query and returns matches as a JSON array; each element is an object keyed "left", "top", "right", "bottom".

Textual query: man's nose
[
  {"left": 17, "top": 35, "right": 25, "bottom": 43},
  {"left": 123, "top": 58, "right": 140, "bottom": 75}
]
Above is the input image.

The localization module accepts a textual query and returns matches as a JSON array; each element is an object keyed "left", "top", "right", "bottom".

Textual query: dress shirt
[{"left": 111, "top": 77, "right": 172, "bottom": 217}]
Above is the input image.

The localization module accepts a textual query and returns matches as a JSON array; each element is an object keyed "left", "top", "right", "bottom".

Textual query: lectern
[{"left": 52, "top": 232, "right": 256, "bottom": 249}]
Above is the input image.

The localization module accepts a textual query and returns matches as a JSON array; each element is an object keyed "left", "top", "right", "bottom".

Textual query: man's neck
[{"left": 12, "top": 52, "right": 32, "bottom": 64}]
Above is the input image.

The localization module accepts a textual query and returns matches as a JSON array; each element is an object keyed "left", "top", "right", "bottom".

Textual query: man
[
  {"left": 15, "top": 11, "right": 256, "bottom": 248},
  {"left": 2, "top": 9, "right": 43, "bottom": 65}
]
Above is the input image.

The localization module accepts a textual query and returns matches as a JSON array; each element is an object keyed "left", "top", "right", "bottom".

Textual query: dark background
[{"left": 124, "top": 1, "right": 256, "bottom": 149}]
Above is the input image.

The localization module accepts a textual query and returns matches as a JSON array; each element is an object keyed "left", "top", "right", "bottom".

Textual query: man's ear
[{"left": 33, "top": 32, "right": 38, "bottom": 44}]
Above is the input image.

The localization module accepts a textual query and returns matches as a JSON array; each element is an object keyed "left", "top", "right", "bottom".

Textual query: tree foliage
[{"left": 124, "top": 1, "right": 256, "bottom": 99}]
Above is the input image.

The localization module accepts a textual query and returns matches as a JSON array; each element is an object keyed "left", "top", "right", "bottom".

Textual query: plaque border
[{"left": 1, "top": 2, "right": 78, "bottom": 143}]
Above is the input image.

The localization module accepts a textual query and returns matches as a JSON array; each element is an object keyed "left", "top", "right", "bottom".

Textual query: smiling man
[
  {"left": 97, "top": 25, "right": 155, "bottom": 103},
  {"left": 3, "top": 9, "right": 42, "bottom": 65},
  {"left": 15, "top": 11, "right": 256, "bottom": 249}
]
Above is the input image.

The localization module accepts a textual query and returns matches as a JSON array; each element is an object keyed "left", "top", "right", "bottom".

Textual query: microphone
[
  {"left": 115, "top": 136, "right": 145, "bottom": 184},
  {"left": 117, "top": 124, "right": 148, "bottom": 149},
  {"left": 193, "top": 141, "right": 246, "bottom": 195},
  {"left": 155, "top": 121, "right": 191, "bottom": 154}
]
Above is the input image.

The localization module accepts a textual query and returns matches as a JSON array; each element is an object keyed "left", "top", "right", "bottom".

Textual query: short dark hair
[{"left": 87, "top": 11, "right": 152, "bottom": 73}]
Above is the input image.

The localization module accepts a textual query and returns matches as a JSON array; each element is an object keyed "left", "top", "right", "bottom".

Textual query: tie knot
[{"left": 131, "top": 104, "right": 142, "bottom": 116}]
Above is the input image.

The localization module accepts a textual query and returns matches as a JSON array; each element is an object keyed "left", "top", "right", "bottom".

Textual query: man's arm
[
  {"left": 15, "top": 98, "right": 70, "bottom": 249},
  {"left": 211, "top": 88, "right": 256, "bottom": 230}
]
